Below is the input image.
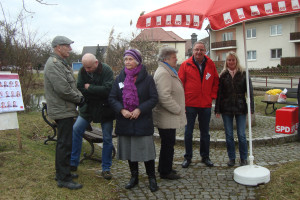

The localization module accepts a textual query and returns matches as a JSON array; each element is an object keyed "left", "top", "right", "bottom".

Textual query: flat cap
[{"left": 51, "top": 36, "right": 74, "bottom": 48}]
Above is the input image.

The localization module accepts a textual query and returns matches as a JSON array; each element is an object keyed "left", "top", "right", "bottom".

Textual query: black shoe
[
  {"left": 202, "top": 158, "right": 214, "bottom": 167},
  {"left": 160, "top": 172, "right": 181, "bottom": 180},
  {"left": 70, "top": 166, "right": 77, "bottom": 172},
  {"left": 125, "top": 176, "right": 139, "bottom": 189},
  {"left": 227, "top": 159, "right": 235, "bottom": 167},
  {"left": 57, "top": 180, "right": 83, "bottom": 190},
  {"left": 240, "top": 159, "right": 248, "bottom": 166},
  {"left": 55, "top": 173, "right": 78, "bottom": 181},
  {"left": 148, "top": 177, "right": 159, "bottom": 192},
  {"left": 158, "top": 168, "right": 177, "bottom": 174},
  {"left": 182, "top": 159, "right": 191, "bottom": 168}
]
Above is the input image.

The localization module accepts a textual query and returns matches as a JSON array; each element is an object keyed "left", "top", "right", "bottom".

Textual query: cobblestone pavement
[{"left": 104, "top": 114, "right": 300, "bottom": 199}]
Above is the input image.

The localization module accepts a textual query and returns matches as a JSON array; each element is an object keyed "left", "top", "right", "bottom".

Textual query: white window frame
[
  {"left": 247, "top": 50, "right": 257, "bottom": 61},
  {"left": 247, "top": 28, "right": 256, "bottom": 39},
  {"left": 270, "top": 24, "right": 282, "bottom": 36},
  {"left": 270, "top": 48, "right": 282, "bottom": 59},
  {"left": 222, "top": 32, "right": 233, "bottom": 41}
]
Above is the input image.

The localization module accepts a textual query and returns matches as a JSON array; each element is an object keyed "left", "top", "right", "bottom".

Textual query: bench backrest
[{"left": 276, "top": 88, "right": 298, "bottom": 99}]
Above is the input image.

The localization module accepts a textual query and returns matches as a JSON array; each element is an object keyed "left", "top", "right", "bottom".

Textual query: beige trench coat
[{"left": 153, "top": 62, "right": 186, "bottom": 129}]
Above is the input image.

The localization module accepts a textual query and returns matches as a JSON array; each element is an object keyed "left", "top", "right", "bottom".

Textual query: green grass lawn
[{"left": 0, "top": 111, "right": 119, "bottom": 200}]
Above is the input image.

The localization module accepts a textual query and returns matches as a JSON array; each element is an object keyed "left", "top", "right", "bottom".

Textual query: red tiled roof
[{"left": 134, "top": 28, "right": 186, "bottom": 42}]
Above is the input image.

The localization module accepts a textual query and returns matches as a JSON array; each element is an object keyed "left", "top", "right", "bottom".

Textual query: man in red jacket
[{"left": 178, "top": 41, "right": 219, "bottom": 168}]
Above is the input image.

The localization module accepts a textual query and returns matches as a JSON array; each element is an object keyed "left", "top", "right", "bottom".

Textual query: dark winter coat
[
  {"left": 108, "top": 65, "right": 158, "bottom": 136},
  {"left": 77, "top": 62, "right": 115, "bottom": 123},
  {"left": 215, "top": 70, "right": 254, "bottom": 115}
]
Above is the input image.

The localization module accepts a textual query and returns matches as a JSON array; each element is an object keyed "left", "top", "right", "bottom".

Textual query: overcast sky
[{"left": 1, "top": 0, "right": 208, "bottom": 54}]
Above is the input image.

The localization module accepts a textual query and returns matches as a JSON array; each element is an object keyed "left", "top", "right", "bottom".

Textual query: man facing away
[
  {"left": 44, "top": 36, "right": 84, "bottom": 190},
  {"left": 178, "top": 41, "right": 219, "bottom": 168},
  {"left": 70, "top": 53, "right": 115, "bottom": 180}
]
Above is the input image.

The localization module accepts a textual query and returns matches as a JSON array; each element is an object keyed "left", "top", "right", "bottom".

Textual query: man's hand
[
  {"left": 77, "top": 96, "right": 85, "bottom": 107},
  {"left": 84, "top": 83, "right": 90, "bottom": 90}
]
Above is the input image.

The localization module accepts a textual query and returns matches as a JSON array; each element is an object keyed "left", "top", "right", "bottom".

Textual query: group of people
[
  {"left": 0, "top": 81, "right": 19, "bottom": 87},
  {"left": 44, "top": 35, "right": 254, "bottom": 192}
]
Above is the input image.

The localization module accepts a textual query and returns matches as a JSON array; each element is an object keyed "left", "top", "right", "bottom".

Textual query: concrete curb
[{"left": 153, "top": 132, "right": 298, "bottom": 147}]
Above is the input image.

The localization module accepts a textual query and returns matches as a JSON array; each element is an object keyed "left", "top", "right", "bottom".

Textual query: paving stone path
[{"left": 104, "top": 114, "right": 300, "bottom": 199}]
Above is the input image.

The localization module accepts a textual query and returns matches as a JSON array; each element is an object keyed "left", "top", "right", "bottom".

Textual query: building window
[
  {"left": 222, "top": 32, "right": 233, "bottom": 41},
  {"left": 271, "top": 48, "right": 282, "bottom": 59},
  {"left": 247, "top": 50, "right": 256, "bottom": 60},
  {"left": 270, "top": 24, "right": 282, "bottom": 36},
  {"left": 222, "top": 53, "right": 227, "bottom": 61},
  {"left": 247, "top": 28, "right": 256, "bottom": 39}
]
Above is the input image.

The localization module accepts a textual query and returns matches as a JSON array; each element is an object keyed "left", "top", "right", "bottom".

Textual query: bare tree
[
  {"left": 21, "top": 0, "right": 57, "bottom": 13},
  {"left": 105, "top": 28, "right": 160, "bottom": 76},
  {"left": 0, "top": 6, "right": 51, "bottom": 108}
]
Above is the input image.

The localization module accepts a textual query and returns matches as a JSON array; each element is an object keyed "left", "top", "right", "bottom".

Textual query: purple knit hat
[{"left": 124, "top": 49, "right": 142, "bottom": 64}]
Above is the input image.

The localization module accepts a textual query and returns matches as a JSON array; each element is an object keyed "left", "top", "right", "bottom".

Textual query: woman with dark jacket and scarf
[
  {"left": 108, "top": 49, "right": 159, "bottom": 192},
  {"left": 215, "top": 51, "right": 254, "bottom": 167}
]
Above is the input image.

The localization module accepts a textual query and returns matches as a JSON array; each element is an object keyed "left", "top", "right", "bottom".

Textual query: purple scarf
[{"left": 122, "top": 65, "right": 142, "bottom": 111}]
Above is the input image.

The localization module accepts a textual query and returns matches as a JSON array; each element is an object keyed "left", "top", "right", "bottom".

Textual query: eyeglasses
[{"left": 193, "top": 48, "right": 206, "bottom": 52}]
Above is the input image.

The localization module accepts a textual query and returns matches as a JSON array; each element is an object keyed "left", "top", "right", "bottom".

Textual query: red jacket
[{"left": 178, "top": 55, "right": 219, "bottom": 108}]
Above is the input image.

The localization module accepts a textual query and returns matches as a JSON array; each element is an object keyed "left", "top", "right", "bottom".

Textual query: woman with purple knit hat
[{"left": 109, "top": 49, "right": 159, "bottom": 192}]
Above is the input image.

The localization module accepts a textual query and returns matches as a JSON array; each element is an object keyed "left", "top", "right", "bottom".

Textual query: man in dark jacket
[
  {"left": 178, "top": 41, "right": 219, "bottom": 168},
  {"left": 70, "top": 53, "right": 115, "bottom": 180},
  {"left": 44, "top": 36, "right": 84, "bottom": 190}
]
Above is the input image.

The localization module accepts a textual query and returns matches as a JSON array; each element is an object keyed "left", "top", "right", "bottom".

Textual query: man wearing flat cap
[{"left": 44, "top": 35, "right": 84, "bottom": 190}]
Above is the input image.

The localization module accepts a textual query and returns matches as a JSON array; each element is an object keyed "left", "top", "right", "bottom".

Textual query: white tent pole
[
  {"left": 242, "top": 22, "right": 254, "bottom": 166},
  {"left": 234, "top": 22, "right": 269, "bottom": 186}
]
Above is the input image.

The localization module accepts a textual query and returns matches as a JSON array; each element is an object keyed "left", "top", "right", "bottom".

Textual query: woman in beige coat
[{"left": 153, "top": 46, "right": 186, "bottom": 180}]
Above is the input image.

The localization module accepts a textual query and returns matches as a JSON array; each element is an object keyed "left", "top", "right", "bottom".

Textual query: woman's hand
[
  {"left": 215, "top": 113, "right": 221, "bottom": 118},
  {"left": 121, "top": 109, "right": 132, "bottom": 119},
  {"left": 84, "top": 83, "right": 90, "bottom": 89},
  {"left": 130, "top": 108, "right": 141, "bottom": 120}
]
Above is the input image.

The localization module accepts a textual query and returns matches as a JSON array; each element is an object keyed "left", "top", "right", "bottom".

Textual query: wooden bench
[
  {"left": 41, "top": 102, "right": 116, "bottom": 163},
  {"left": 80, "top": 124, "right": 116, "bottom": 163},
  {"left": 42, "top": 102, "right": 57, "bottom": 144},
  {"left": 261, "top": 88, "right": 298, "bottom": 115}
]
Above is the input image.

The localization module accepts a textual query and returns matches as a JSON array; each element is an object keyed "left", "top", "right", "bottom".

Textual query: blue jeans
[
  {"left": 184, "top": 107, "right": 211, "bottom": 160},
  {"left": 70, "top": 116, "right": 113, "bottom": 171},
  {"left": 222, "top": 114, "right": 248, "bottom": 160}
]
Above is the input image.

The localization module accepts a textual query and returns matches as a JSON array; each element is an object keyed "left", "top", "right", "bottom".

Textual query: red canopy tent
[
  {"left": 137, "top": 0, "right": 300, "bottom": 186},
  {"left": 137, "top": 0, "right": 300, "bottom": 30}
]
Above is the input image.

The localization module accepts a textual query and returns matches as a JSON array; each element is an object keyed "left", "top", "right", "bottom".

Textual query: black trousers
[
  {"left": 158, "top": 128, "right": 176, "bottom": 175},
  {"left": 55, "top": 117, "right": 74, "bottom": 181}
]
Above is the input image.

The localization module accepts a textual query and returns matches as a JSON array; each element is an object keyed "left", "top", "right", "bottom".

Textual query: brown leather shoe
[
  {"left": 227, "top": 159, "right": 235, "bottom": 167},
  {"left": 240, "top": 159, "right": 248, "bottom": 166}
]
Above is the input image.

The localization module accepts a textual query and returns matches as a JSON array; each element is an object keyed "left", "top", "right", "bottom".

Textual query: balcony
[
  {"left": 290, "top": 32, "right": 300, "bottom": 42},
  {"left": 211, "top": 40, "right": 237, "bottom": 50}
]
